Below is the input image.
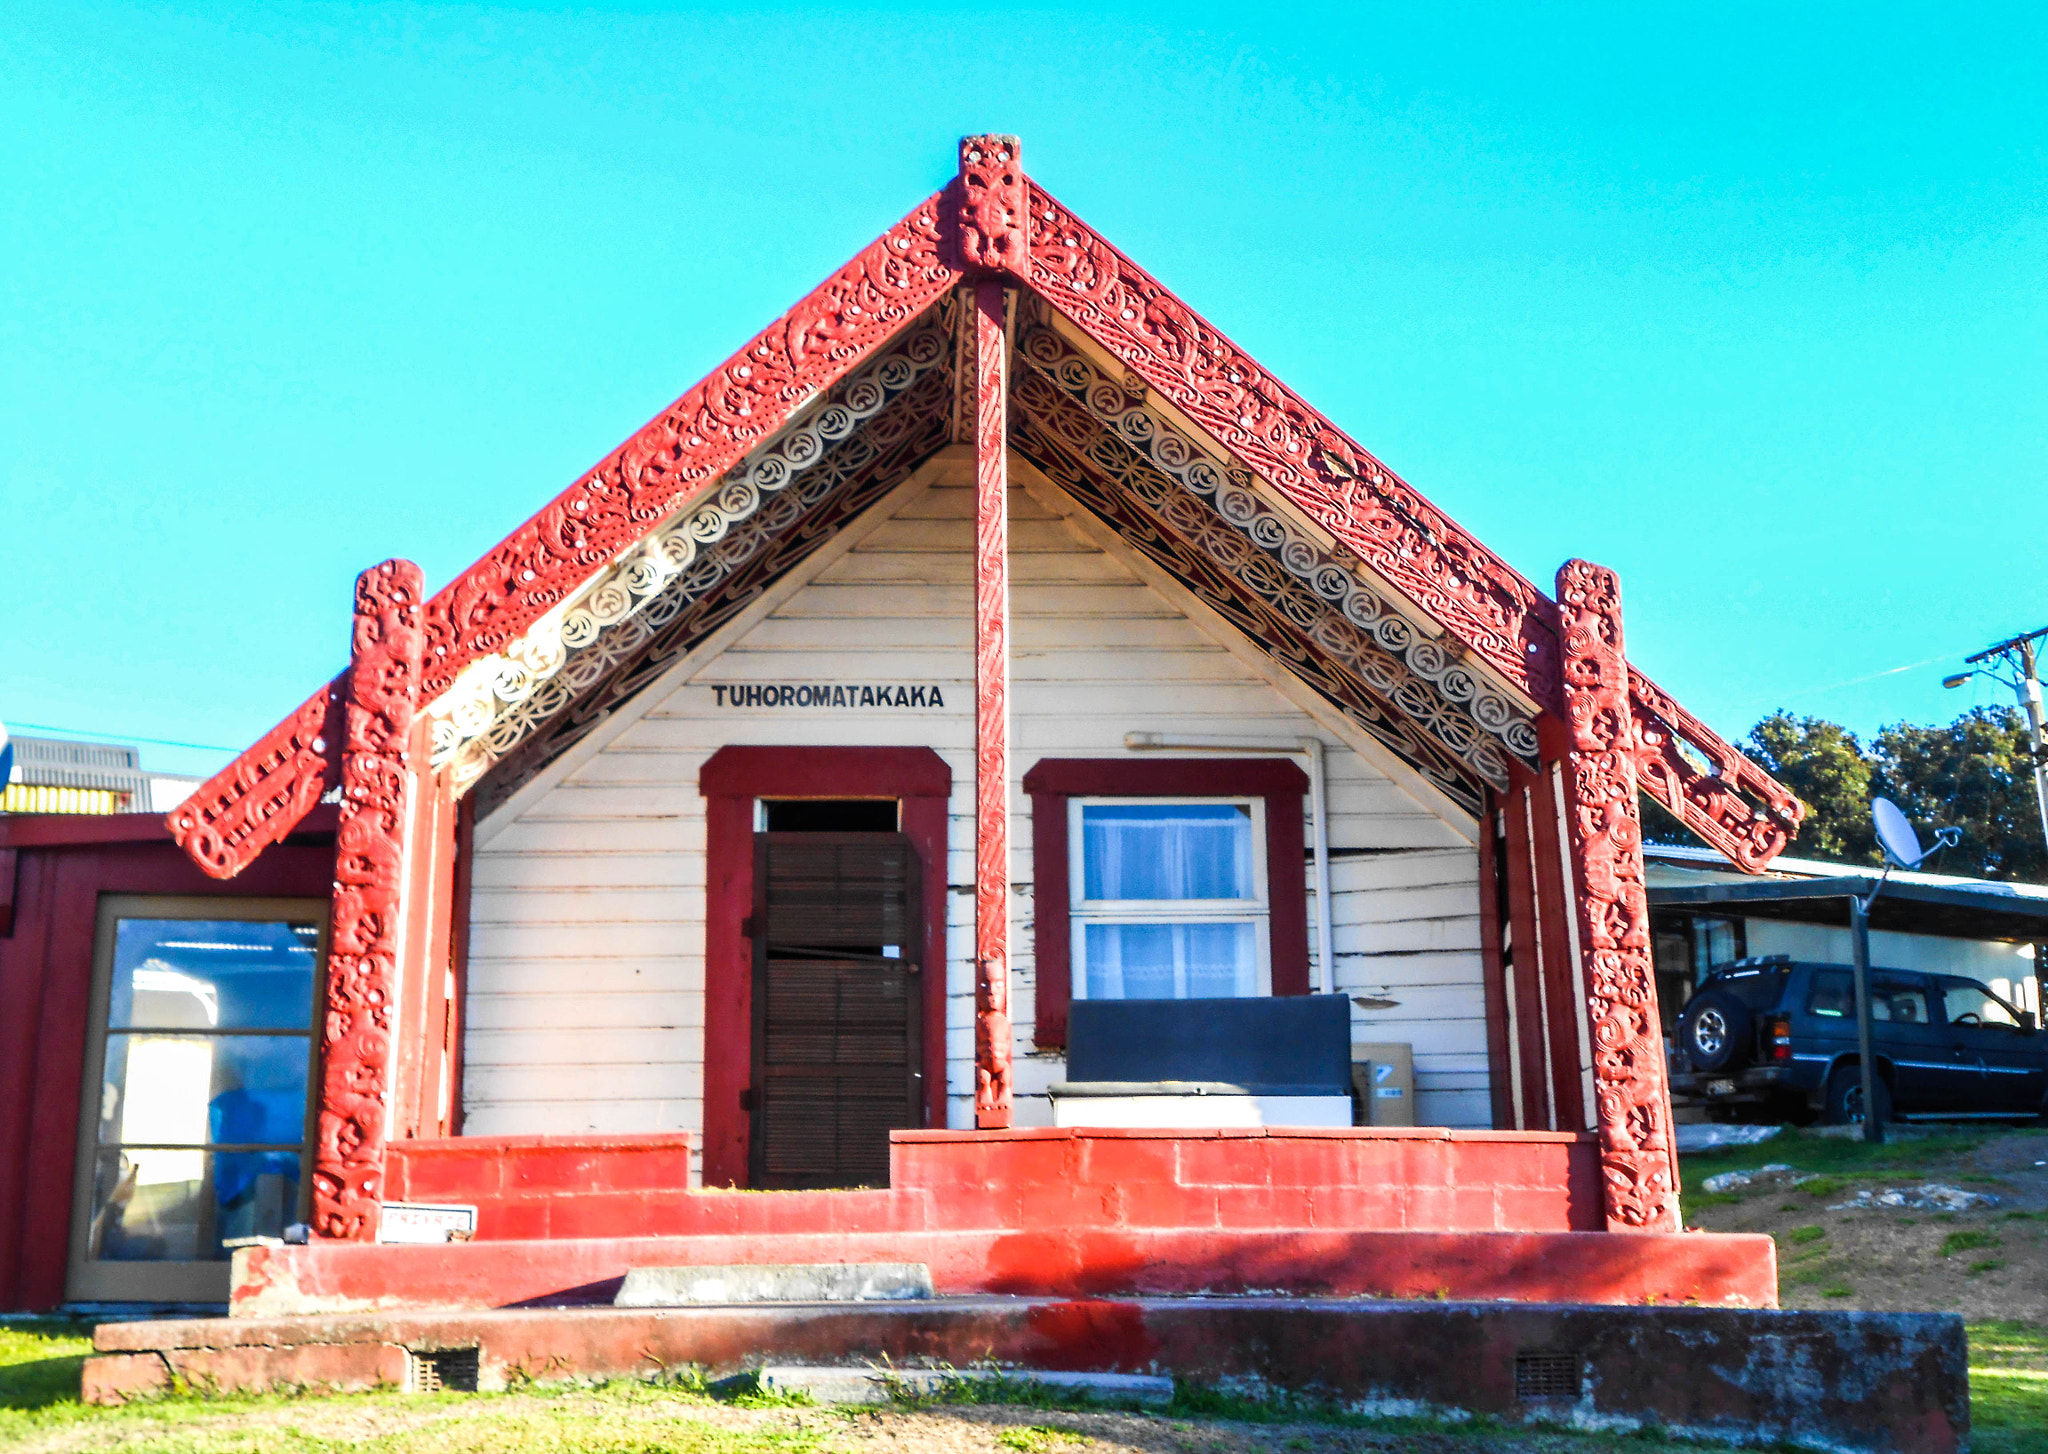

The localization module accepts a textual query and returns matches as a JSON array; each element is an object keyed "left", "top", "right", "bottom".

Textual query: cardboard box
[{"left": 1350, "top": 1042, "right": 1415, "bottom": 1127}]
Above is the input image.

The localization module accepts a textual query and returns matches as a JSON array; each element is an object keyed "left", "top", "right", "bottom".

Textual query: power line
[{"left": 2, "top": 721, "right": 239, "bottom": 754}]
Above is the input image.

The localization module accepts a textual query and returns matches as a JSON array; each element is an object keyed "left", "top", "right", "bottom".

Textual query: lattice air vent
[
  {"left": 1513, "top": 1351, "right": 1581, "bottom": 1401},
  {"left": 409, "top": 1347, "right": 480, "bottom": 1393}
]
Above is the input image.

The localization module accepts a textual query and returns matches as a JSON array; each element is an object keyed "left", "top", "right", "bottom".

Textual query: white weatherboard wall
[{"left": 465, "top": 462, "right": 1489, "bottom": 1181}]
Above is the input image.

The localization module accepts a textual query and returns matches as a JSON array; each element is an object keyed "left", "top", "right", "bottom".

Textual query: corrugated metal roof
[
  {"left": 1645, "top": 841, "right": 2048, "bottom": 901},
  {"left": 8, "top": 735, "right": 150, "bottom": 795}
]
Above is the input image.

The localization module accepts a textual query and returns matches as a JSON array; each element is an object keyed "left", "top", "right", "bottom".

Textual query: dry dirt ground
[
  {"left": 1679, "top": 1123, "right": 2048, "bottom": 1320},
  {"left": 0, "top": 1389, "right": 1772, "bottom": 1454}
]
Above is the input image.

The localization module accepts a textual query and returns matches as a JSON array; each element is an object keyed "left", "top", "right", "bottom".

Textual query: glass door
[{"left": 67, "top": 896, "right": 327, "bottom": 1304}]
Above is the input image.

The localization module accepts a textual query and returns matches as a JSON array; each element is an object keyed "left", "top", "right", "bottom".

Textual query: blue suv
[{"left": 1669, "top": 955, "right": 2048, "bottom": 1124}]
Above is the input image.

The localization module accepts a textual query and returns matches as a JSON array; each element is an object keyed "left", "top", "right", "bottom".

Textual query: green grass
[
  {"left": 996, "top": 1426, "right": 1093, "bottom": 1451},
  {"left": 870, "top": 1366, "right": 1160, "bottom": 1415},
  {"left": 0, "top": 1320, "right": 93, "bottom": 1412},
  {"left": 1941, "top": 1229, "right": 2002, "bottom": 1257},
  {"left": 1677, "top": 1125, "right": 1997, "bottom": 1200},
  {"left": 1684, "top": 1190, "right": 1743, "bottom": 1209},
  {"left": 1970, "top": 1322, "right": 2048, "bottom": 1454},
  {"left": 1783, "top": 1225, "right": 1827, "bottom": 1245},
  {"left": 0, "top": 1326, "right": 851, "bottom": 1451}
]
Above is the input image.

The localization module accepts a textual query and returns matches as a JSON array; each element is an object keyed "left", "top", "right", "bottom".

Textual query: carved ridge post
[
  {"left": 1553, "top": 559, "right": 1681, "bottom": 1232},
  {"left": 955, "top": 134, "right": 1026, "bottom": 1128},
  {"left": 315, "top": 559, "right": 426, "bottom": 1239},
  {"left": 973, "top": 276, "right": 1012, "bottom": 1128}
]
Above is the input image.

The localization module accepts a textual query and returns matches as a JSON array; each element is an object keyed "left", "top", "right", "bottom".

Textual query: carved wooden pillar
[
  {"left": 954, "top": 135, "right": 1026, "bottom": 1129},
  {"left": 1553, "top": 560, "right": 1681, "bottom": 1232},
  {"left": 389, "top": 722, "right": 463, "bottom": 1143},
  {"left": 971, "top": 276, "right": 1013, "bottom": 1129},
  {"left": 314, "top": 559, "right": 425, "bottom": 1240}
]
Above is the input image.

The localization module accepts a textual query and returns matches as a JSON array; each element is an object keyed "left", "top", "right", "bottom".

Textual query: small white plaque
[{"left": 378, "top": 1202, "right": 478, "bottom": 1244}]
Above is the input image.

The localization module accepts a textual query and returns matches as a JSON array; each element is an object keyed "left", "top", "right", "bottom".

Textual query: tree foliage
[
  {"left": 1745, "top": 713, "right": 1880, "bottom": 866},
  {"left": 1730, "top": 706, "right": 2047, "bottom": 881},
  {"left": 1874, "top": 708, "right": 2047, "bottom": 881}
]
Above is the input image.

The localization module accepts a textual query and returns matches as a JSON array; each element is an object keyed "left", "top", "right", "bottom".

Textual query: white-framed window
[{"left": 1068, "top": 797, "right": 1271, "bottom": 1000}]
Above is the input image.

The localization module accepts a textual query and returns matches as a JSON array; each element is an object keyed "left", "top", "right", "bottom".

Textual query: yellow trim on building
[{"left": 0, "top": 783, "right": 130, "bottom": 815}]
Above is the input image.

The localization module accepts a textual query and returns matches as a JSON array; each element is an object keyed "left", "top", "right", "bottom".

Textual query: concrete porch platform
[
  {"left": 380, "top": 1126, "right": 1614, "bottom": 1245},
  {"left": 82, "top": 1297, "right": 1968, "bottom": 1453},
  {"left": 232, "top": 1226, "right": 1777, "bottom": 1317},
  {"left": 250, "top": 1127, "right": 1775, "bottom": 1315}
]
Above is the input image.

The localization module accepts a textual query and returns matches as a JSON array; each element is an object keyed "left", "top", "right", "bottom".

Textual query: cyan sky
[{"left": 4, "top": 2, "right": 2044, "bottom": 778}]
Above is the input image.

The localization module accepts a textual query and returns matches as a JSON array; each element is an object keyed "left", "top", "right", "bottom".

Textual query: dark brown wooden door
[{"left": 750, "top": 833, "right": 923, "bottom": 1189}]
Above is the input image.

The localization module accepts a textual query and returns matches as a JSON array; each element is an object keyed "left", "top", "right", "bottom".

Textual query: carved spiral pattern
[
  {"left": 1023, "top": 181, "right": 1560, "bottom": 706},
  {"left": 1011, "top": 374, "right": 1500, "bottom": 811},
  {"left": 468, "top": 369, "right": 955, "bottom": 821},
  {"left": 1015, "top": 323, "right": 1539, "bottom": 783},
  {"left": 1628, "top": 671, "right": 1801, "bottom": 871},
  {"left": 426, "top": 314, "right": 956, "bottom": 787}
]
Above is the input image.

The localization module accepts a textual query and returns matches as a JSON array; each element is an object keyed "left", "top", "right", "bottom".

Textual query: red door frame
[
  {"left": 0, "top": 813, "right": 336, "bottom": 1311},
  {"left": 699, "top": 747, "right": 951, "bottom": 1188}
]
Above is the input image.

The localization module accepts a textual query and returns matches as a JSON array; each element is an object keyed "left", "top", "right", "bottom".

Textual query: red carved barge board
[{"left": 172, "top": 138, "right": 1798, "bottom": 883}]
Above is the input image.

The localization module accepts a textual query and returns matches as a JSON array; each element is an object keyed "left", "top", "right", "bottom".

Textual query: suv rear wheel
[
  {"left": 1678, "top": 989, "right": 1753, "bottom": 1073},
  {"left": 1825, "top": 1065, "right": 1892, "bottom": 1127}
]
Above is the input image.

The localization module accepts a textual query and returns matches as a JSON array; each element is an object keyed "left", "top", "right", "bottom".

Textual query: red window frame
[{"left": 1024, "top": 757, "right": 1311, "bottom": 1049}]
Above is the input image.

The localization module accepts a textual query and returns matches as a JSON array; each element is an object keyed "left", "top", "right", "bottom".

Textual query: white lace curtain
[
  {"left": 1082, "top": 806, "right": 1253, "bottom": 901},
  {"left": 1084, "top": 922, "right": 1256, "bottom": 999}
]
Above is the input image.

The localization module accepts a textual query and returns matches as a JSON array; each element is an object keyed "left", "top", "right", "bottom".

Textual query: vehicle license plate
[{"left": 1708, "top": 1079, "right": 1736, "bottom": 1096}]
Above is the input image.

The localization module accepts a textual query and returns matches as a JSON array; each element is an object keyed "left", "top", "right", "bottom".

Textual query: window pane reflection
[
  {"left": 1943, "top": 982, "right": 2022, "bottom": 1029},
  {"left": 214, "top": 1151, "right": 304, "bottom": 1244},
  {"left": 99, "top": 1035, "right": 311, "bottom": 1149},
  {"left": 89, "top": 915, "right": 318, "bottom": 1267},
  {"left": 109, "top": 919, "right": 319, "bottom": 1031},
  {"left": 87, "top": 1147, "right": 208, "bottom": 1262},
  {"left": 86, "top": 1149, "right": 302, "bottom": 1262}
]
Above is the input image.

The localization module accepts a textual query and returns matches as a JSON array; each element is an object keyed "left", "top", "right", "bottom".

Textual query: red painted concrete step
[
  {"left": 83, "top": 1297, "right": 1967, "bottom": 1454},
  {"left": 341, "top": 1128, "right": 1758, "bottom": 1315},
  {"left": 232, "top": 1226, "right": 1775, "bottom": 1317},
  {"left": 380, "top": 1126, "right": 1608, "bottom": 1244}
]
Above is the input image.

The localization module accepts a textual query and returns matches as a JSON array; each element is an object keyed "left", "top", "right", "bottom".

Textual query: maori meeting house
[{"left": 5, "top": 136, "right": 1954, "bottom": 1447}]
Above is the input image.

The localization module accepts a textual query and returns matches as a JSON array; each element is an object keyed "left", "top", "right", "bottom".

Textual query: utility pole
[
  {"left": 1949, "top": 627, "right": 2048, "bottom": 1023},
  {"left": 1947, "top": 626, "right": 2048, "bottom": 854},
  {"left": 1850, "top": 890, "right": 1882, "bottom": 1144}
]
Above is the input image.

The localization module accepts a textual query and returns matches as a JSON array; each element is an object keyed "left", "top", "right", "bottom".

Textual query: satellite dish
[{"left": 1872, "top": 797, "right": 1928, "bottom": 869}]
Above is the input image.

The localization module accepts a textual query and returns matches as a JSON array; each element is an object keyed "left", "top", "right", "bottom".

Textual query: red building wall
[{"left": 0, "top": 814, "right": 335, "bottom": 1311}]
